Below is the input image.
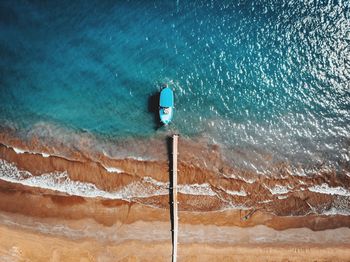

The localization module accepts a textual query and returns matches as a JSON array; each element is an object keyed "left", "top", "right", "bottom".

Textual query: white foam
[
  {"left": 321, "top": 207, "right": 350, "bottom": 216},
  {"left": 102, "top": 166, "right": 124, "bottom": 173},
  {"left": 127, "top": 156, "right": 148, "bottom": 161},
  {"left": 0, "top": 159, "right": 167, "bottom": 200},
  {"left": 298, "top": 180, "right": 306, "bottom": 185},
  {"left": 308, "top": 183, "right": 350, "bottom": 196},
  {"left": 294, "top": 169, "right": 307, "bottom": 177},
  {"left": 142, "top": 176, "right": 217, "bottom": 196},
  {"left": 265, "top": 184, "right": 290, "bottom": 195},
  {"left": 102, "top": 151, "right": 148, "bottom": 161},
  {"left": 222, "top": 173, "right": 237, "bottom": 179},
  {"left": 259, "top": 199, "right": 273, "bottom": 203},
  {"left": 278, "top": 195, "right": 288, "bottom": 200},
  {"left": 13, "top": 147, "right": 26, "bottom": 154},
  {"left": 0, "top": 160, "right": 219, "bottom": 199},
  {"left": 8, "top": 145, "right": 51, "bottom": 158},
  {"left": 0, "top": 164, "right": 115, "bottom": 199},
  {"left": 223, "top": 188, "right": 247, "bottom": 197},
  {"left": 102, "top": 150, "right": 109, "bottom": 157},
  {"left": 143, "top": 177, "right": 169, "bottom": 187},
  {"left": 178, "top": 183, "right": 217, "bottom": 196},
  {"left": 237, "top": 175, "right": 256, "bottom": 184}
]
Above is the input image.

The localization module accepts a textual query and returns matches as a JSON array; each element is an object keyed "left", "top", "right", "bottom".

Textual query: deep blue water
[{"left": 0, "top": 0, "right": 349, "bottom": 171}]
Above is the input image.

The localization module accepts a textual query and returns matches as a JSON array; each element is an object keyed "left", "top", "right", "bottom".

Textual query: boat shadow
[{"left": 148, "top": 92, "right": 162, "bottom": 130}]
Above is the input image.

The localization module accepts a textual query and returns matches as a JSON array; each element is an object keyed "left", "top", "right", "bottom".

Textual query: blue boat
[{"left": 159, "top": 85, "right": 174, "bottom": 125}]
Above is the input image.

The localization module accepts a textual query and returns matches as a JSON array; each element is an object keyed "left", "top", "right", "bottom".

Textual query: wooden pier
[{"left": 172, "top": 134, "right": 179, "bottom": 262}]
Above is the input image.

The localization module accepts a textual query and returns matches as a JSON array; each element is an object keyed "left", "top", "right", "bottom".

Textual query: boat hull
[{"left": 159, "top": 87, "right": 174, "bottom": 125}]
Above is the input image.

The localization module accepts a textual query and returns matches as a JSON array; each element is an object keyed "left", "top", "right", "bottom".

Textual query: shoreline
[
  {"left": 0, "top": 137, "right": 350, "bottom": 217},
  {"left": 2, "top": 210, "right": 350, "bottom": 246},
  {"left": 0, "top": 130, "right": 349, "bottom": 261},
  {"left": 1, "top": 219, "right": 350, "bottom": 262},
  {"left": 0, "top": 178, "right": 349, "bottom": 231}
]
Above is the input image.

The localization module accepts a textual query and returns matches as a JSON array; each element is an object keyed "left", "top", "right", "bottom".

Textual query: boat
[{"left": 159, "top": 85, "right": 174, "bottom": 125}]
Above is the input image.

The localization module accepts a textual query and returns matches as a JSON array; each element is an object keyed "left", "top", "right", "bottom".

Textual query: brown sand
[
  {"left": 0, "top": 132, "right": 350, "bottom": 261},
  {"left": 1, "top": 142, "right": 349, "bottom": 217},
  {"left": 1, "top": 219, "right": 350, "bottom": 262},
  {"left": 0, "top": 188, "right": 350, "bottom": 261}
]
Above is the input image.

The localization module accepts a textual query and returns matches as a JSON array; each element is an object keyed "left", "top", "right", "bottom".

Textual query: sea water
[{"left": 0, "top": 0, "right": 349, "bottom": 173}]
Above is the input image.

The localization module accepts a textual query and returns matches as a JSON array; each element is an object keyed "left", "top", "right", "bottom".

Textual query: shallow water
[{"left": 0, "top": 0, "right": 349, "bottom": 173}]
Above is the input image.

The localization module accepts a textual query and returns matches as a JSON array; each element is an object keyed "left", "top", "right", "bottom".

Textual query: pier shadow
[{"left": 167, "top": 136, "right": 175, "bottom": 260}]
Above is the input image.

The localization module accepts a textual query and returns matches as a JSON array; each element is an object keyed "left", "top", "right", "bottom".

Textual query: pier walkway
[{"left": 172, "top": 134, "right": 179, "bottom": 262}]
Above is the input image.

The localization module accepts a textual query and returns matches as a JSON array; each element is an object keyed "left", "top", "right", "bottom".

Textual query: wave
[
  {"left": 0, "top": 159, "right": 218, "bottom": 199},
  {"left": 308, "top": 184, "right": 350, "bottom": 197},
  {"left": 7, "top": 145, "right": 50, "bottom": 158},
  {"left": 264, "top": 184, "right": 291, "bottom": 195}
]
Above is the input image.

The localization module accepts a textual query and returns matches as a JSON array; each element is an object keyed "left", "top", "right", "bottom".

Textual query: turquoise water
[{"left": 0, "top": 1, "right": 349, "bottom": 171}]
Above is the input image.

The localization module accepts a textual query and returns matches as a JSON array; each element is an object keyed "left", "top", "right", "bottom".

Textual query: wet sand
[
  {"left": 0, "top": 187, "right": 349, "bottom": 261},
  {"left": 1, "top": 214, "right": 350, "bottom": 262},
  {"left": 0, "top": 131, "right": 350, "bottom": 261}
]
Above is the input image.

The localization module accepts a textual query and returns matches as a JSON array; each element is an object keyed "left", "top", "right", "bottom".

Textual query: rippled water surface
[{"left": 0, "top": 0, "right": 349, "bottom": 172}]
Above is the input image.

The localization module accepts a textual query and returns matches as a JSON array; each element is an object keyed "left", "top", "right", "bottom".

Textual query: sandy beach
[
  {"left": 1, "top": 0, "right": 349, "bottom": 260},
  {"left": 1, "top": 211, "right": 350, "bottom": 262},
  {"left": 0, "top": 133, "right": 349, "bottom": 261}
]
